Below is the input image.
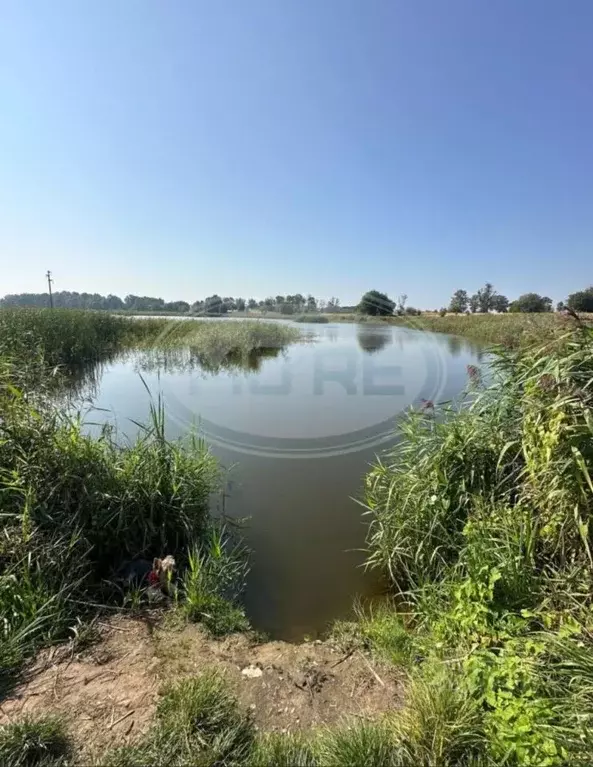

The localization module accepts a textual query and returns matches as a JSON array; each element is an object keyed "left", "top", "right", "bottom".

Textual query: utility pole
[{"left": 46, "top": 270, "right": 54, "bottom": 308}]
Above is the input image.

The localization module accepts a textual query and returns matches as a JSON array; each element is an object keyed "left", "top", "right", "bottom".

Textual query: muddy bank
[{"left": 0, "top": 614, "right": 403, "bottom": 761}]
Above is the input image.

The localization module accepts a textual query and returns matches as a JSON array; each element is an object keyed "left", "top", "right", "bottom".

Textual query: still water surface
[{"left": 85, "top": 321, "right": 484, "bottom": 639}]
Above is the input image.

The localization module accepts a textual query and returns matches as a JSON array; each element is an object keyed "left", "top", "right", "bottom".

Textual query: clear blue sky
[{"left": 1, "top": 0, "right": 592, "bottom": 307}]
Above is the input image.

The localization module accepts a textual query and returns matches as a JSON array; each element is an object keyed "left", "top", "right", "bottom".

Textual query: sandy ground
[{"left": 0, "top": 613, "right": 404, "bottom": 762}]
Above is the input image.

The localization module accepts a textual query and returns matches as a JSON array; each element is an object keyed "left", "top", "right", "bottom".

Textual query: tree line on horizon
[
  {"left": 446, "top": 283, "right": 593, "bottom": 314},
  {"left": 2, "top": 285, "right": 593, "bottom": 315},
  {"left": 0, "top": 291, "right": 346, "bottom": 315}
]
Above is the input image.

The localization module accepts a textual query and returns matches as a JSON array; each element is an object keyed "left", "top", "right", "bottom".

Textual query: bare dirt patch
[{"left": 0, "top": 614, "right": 403, "bottom": 761}]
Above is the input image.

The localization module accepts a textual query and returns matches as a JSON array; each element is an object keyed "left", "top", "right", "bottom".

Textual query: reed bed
[{"left": 358, "top": 318, "right": 593, "bottom": 764}]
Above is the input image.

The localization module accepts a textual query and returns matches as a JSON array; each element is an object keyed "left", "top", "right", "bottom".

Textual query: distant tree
[
  {"left": 475, "top": 282, "right": 496, "bottom": 313},
  {"left": 556, "top": 301, "right": 565, "bottom": 312},
  {"left": 491, "top": 294, "right": 509, "bottom": 313},
  {"left": 263, "top": 297, "right": 276, "bottom": 311},
  {"left": 235, "top": 298, "right": 246, "bottom": 312},
  {"left": 222, "top": 297, "right": 236, "bottom": 312},
  {"left": 439, "top": 307, "right": 447, "bottom": 317},
  {"left": 469, "top": 294, "right": 479, "bottom": 313},
  {"left": 567, "top": 287, "right": 593, "bottom": 313},
  {"left": 275, "top": 295, "right": 285, "bottom": 307},
  {"left": 509, "top": 293, "right": 553, "bottom": 313},
  {"left": 405, "top": 306, "right": 421, "bottom": 316},
  {"left": 306, "top": 294, "right": 317, "bottom": 312},
  {"left": 293, "top": 294, "right": 305, "bottom": 312},
  {"left": 326, "top": 297, "right": 340, "bottom": 313},
  {"left": 204, "top": 294, "right": 226, "bottom": 314},
  {"left": 358, "top": 290, "right": 395, "bottom": 316},
  {"left": 396, "top": 294, "right": 408, "bottom": 316},
  {"left": 449, "top": 289, "right": 469, "bottom": 314},
  {"left": 247, "top": 298, "right": 258, "bottom": 310},
  {"left": 279, "top": 303, "right": 294, "bottom": 315},
  {"left": 124, "top": 295, "right": 165, "bottom": 311},
  {"left": 191, "top": 299, "right": 205, "bottom": 313},
  {"left": 164, "top": 300, "right": 190, "bottom": 313},
  {"left": 105, "top": 294, "right": 124, "bottom": 310}
]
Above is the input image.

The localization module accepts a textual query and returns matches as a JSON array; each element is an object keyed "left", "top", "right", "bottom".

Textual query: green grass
[
  {"left": 0, "top": 717, "right": 70, "bottom": 767},
  {"left": 99, "top": 667, "right": 487, "bottom": 767},
  {"left": 181, "top": 527, "right": 250, "bottom": 635},
  {"left": 105, "top": 670, "right": 255, "bottom": 767},
  {"left": 0, "top": 358, "right": 248, "bottom": 687},
  {"left": 361, "top": 321, "right": 593, "bottom": 764},
  {"left": 248, "top": 733, "right": 317, "bottom": 766},
  {"left": 0, "top": 309, "right": 302, "bottom": 374},
  {"left": 0, "top": 308, "right": 166, "bottom": 367},
  {"left": 293, "top": 314, "right": 330, "bottom": 323},
  {"left": 330, "top": 311, "right": 591, "bottom": 348},
  {"left": 145, "top": 317, "right": 303, "bottom": 354}
]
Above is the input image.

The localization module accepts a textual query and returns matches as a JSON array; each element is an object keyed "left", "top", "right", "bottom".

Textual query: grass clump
[
  {"left": 0, "top": 308, "right": 166, "bottom": 367},
  {"left": 248, "top": 733, "right": 317, "bottom": 766},
  {"left": 362, "top": 321, "right": 593, "bottom": 764},
  {"left": 0, "top": 357, "right": 250, "bottom": 687},
  {"left": 383, "top": 311, "right": 582, "bottom": 348},
  {"left": 106, "top": 670, "right": 255, "bottom": 766},
  {"left": 143, "top": 318, "right": 302, "bottom": 354},
  {"left": 316, "top": 721, "right": 400, "bottom": 767},
  {"left": 330, "top": 310, "right": 593, "bottom": 348},
  {"left": 181, "top": 527, "right": 250, "bottom": 636},
  {"left": 0, "top": 717, "right": 70, "bottom": 767},
  {"left": 293, "top": 314, "right": 329, "bottom": 323}
]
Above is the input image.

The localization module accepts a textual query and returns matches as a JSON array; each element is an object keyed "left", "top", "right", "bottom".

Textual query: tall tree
[
  {"left": 204, "top": 294, "right": 226, "bottom": 314},
  {"left": 449, "top": 289, "right": 469, "bottom": 313},
  {"left": 491, "top": 294, "right": 509, "bottom": 313},
  {"left": 567, "top": 287, "right": 593, "bottom": 313},
  {"left": 476, "top": 282, "right": 496, "bottom": 313},
  {"left": 293, "top": 294, "right": 305, "bottom": 311},
  {"left": 358, "top": 290, "right": 395, "bottom": 316},
  {"left": 509, "top": 293, "right": 553, "bottom": 313}
]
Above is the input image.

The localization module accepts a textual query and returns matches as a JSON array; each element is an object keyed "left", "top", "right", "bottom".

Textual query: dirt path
[{"left": 0, "top": 614, "right": 403, "bottom": 761}]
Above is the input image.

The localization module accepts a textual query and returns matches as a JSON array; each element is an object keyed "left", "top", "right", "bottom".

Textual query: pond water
[{"left": 83, "top": 321, "right": 484, "bottom": 640}]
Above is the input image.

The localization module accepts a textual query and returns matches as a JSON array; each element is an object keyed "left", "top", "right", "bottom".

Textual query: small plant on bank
[
  {"left": 105, "top": 670, "right": 255, "bottom": 767},
  {"left": 181, "top": 526, "right": 250, "bottom": 635},
  {"left": 0, "top": 717, "right": 70, "bottom": 767},
  {"left": 248, "top": 732, "right": 317, "bottom": 767}
]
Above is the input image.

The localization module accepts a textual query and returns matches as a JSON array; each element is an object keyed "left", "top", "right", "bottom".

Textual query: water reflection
[
  {"left": 356, "top": 324, "right": 393, "bottom": 354},
  {"left": 132, "top": 345, "right": 283, "bottom": 375},
  {"left": 78, "top": 323, "right": 488, "bottom": 639}
]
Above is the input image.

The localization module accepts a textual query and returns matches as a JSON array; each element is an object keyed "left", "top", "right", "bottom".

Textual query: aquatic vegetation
[{"left": 363, "top": 323, "right": 593, "bottom": 764}]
